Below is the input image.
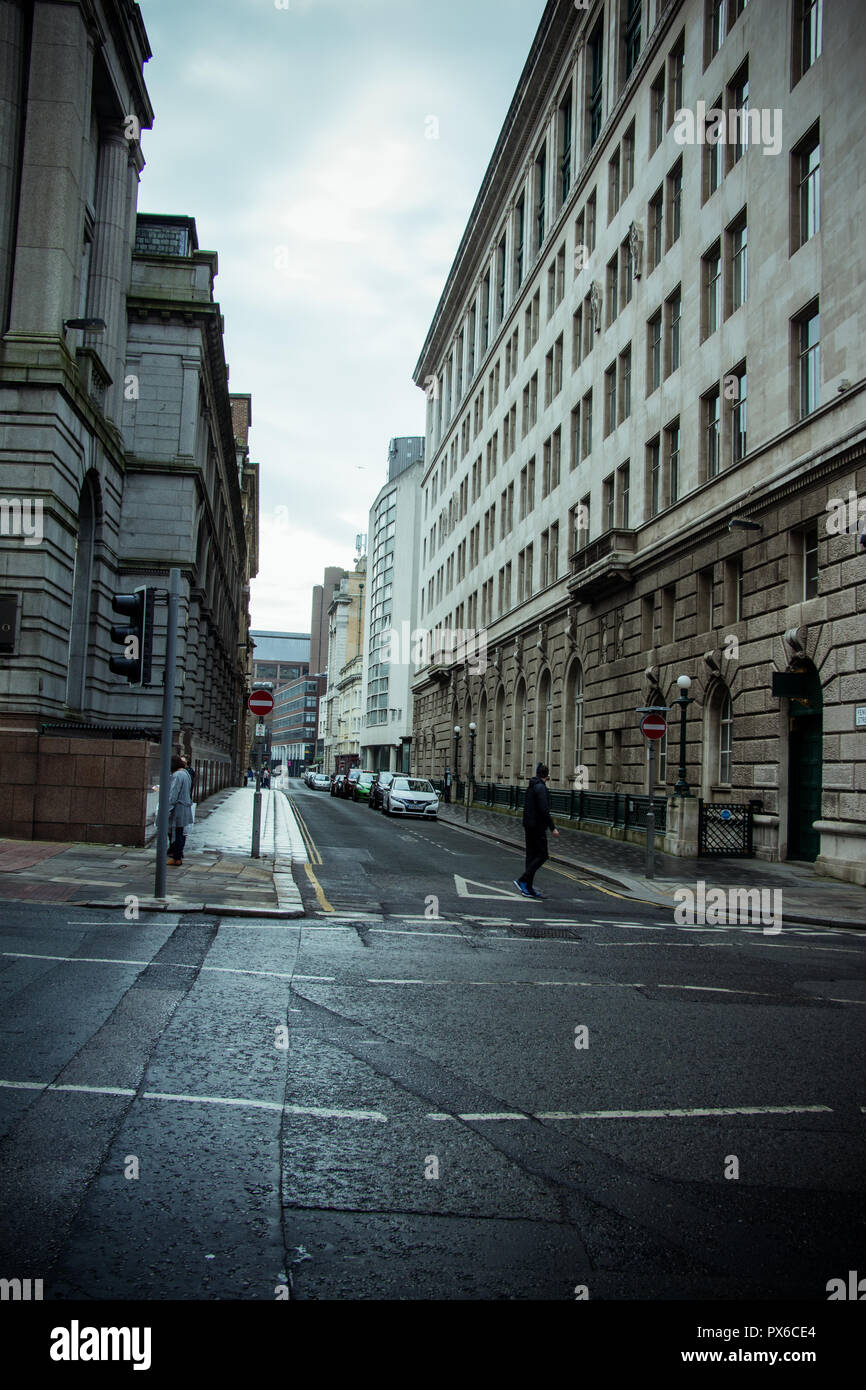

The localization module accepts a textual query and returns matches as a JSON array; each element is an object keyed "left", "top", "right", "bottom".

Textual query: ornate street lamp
[
  {"left": 453, "top": 725, "right": 461, "bottom": 804},
  {"left": 673, "top": 674, "right": 694, "bottom": 797},
  {"left": 465, "top": 721, "right": 477, "bottom": 823}
]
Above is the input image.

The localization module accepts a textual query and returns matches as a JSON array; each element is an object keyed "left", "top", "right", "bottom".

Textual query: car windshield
[
  {"left": 394, "top": 778, "right": 435, "bottom": 793},
  {"left": 358, "top": 774, "right": 373, "bottom": 785}
]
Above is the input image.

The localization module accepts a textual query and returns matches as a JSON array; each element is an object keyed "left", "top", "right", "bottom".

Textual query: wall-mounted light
[
  {"left": 728, "top": 518, "right": 762, "bottom": 533},
  {"left": 63, "top": 317, "right": 107, "bottom": 332}
]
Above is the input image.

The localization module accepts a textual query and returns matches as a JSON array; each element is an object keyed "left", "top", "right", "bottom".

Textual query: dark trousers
[
  {"left": 169, "top": 826, "right": 186, "bottom": 861},
  {"left": 523, "top": 829, "right": 548, "bottom": 889}
]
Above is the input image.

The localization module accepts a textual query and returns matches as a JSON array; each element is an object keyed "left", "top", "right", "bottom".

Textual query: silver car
[
  {"left": 382, "top": 776, "right": 439, "bottom": 818},
  {"left": 312, "top": 773, "right": 331, "bottom": 790}
]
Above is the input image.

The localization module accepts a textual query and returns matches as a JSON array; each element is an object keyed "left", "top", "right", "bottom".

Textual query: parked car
[
  {"left": 369, "top": 771, "right": 395, "bottom": 809},
  {"left": 341, "top": 768, "right": 361, "bottom": 798},
  {"left": 330, "top": 774, "right": 345, "bottom": 797},
  {"left": 382, "top": 776, "right": 440, "bottom": 818},
  {"left": 353, "top": 771, "right": 375, "bottom": 802},
  {"left": 312, "top": 773, "right": 331, "bottom": 791}
]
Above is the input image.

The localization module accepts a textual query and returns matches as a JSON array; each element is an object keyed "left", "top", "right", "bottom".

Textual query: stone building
[
  {"left": 322, "top": 562, "right": 367, "bottom": 775},
  {"left": 0, "top": 3, "right": 257, "bottom": 842},
  {"left": 359, "top": 436, "right": 425, "bottom": 774},
  {"left": 411, "top": 0, "right": 865, "bottom": 883}
]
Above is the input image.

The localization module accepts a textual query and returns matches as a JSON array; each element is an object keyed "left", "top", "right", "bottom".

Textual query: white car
[
  {"left": 382, "top": 776, "right": 439, "bottom": 818},
  {"left": 312, "top": 773, "right": 331, "bottom": 790}
]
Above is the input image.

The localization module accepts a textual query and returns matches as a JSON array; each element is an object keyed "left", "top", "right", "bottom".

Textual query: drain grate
[{"left": 507, "top": 926, "right": 580, "bottom": 940}]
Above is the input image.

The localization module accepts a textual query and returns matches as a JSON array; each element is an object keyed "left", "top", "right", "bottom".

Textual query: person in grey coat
[{"left": 168, "top": 754, "right": 194, "bottom": 865}]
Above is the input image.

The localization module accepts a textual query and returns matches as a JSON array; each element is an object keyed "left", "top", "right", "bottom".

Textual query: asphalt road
[{"left": 0, "top": 780, "right": 864, "bottom": 1301}]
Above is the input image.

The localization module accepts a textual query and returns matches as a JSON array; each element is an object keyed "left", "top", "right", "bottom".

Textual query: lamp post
[
  {"left": 453, "top": 725, "right": 461, "bottom": 803},
  {"left": 673, "top": 674, "right": 694, "bottom": 797},
  {"left": 465, "top": 721, "right": 477, "bottom": 823}
]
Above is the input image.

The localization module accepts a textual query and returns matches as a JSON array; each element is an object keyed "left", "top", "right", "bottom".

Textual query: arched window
[
  {"left": 477, "top": 692, "right": 488, "bottom": 778},
  {"left": 494, "top": 685, "right": 506, "bottom": 778},
  {"left": 513, "top": 679, "right": 527, "bottom": 780},
  {"left": 537, "top": 668, "right": 552, "bottom": 772},
  {"left": 703, "top": 681, "right": 733, "bottom": 796},
  {"left": 719, "top": 691, "right": 733, "bottom": 784},
  {"left": 563, "top": 659, "right": 585, "bottom": 783},
  {"left": 67, "top": 474, "right": 100, "bottom": 710}
]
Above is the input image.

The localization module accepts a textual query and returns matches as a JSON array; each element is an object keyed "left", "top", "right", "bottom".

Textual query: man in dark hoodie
[{"left": 514, "top": 762, "right": 559, "bottom": 899}]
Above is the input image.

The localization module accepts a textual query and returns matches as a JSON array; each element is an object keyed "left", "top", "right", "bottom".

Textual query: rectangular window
[
  {"left": 797, "top": 302, "right": 820, "bottom": 418},
  {"left": 641, "top": 593, "right": 654, "bottom": 648},
  {"left": 514, "top": 195, "right": 525, "bottom": 290},
  {"left": 582, "top": 389, "right": 593, "bottom": 456},
  {"left": 702, "top": 241, "right": 722, "bottom": 337},
  {"left": 647, "top": 436, "right": 661, "bottom": 516},
  {"left": 551, "top": 427, "right": 561, "bottom": 491},
  {"left": 603, "top": 474, "right": 615, "bottom": 532},
  {"left": 570, "top": 404, "right": 581, "bottom": 471},
  {"left": 661, "top": 584, "right": 676, "bottom": 644},
  {"left": 723, "top": 554, "right": 743, "bottom": 623},
  {"left": 727, "top": 62, "right": 749, "bottom": 168},
  {"left": 619, "top": 345, "right": 631, "bottom": 423},
  {"left": 623, "top": 0, "right": 641, "bottom": 81},
  {"left": 607, "top": 253, "right": 618, "bottom": 324},
  {"left": 650, "top": 68, "right": 665, "bottom": 152},
  {"left": 696, "top": 566, "right": 713, "bottom": 634},
  {"left": 609, "top": 147, "right": 621, "bottom": 221},
  {"left": 554, "top": 334, "right": 563, "bottom": 399},
  {"left": 618, "top": 461, "right": 631, "bottom": 528},
  {"left": 621, "top": 235, "right": 633, "bottom": 306},
  {"left": 481, "top": 271, "right": 491, "bottom": 353},
  {"left": 622, "top": 121, "right": 635, "bottom": 197},
  {"left": 794, "top": 123, "right": 820, "bottom": 249},
  {"left": 535, "top": 144, "right": 547, "bottom": 251},
  {"left": 588, "top": 22, "right": 604, "bottom": 151},
  {"left": 648, "top": 310, "right": 662, "bottom": 393},
  {"left": 496, "top": 234, "right": 506, "bottom": 323},
  {"left": 702, "top": 94, "right": 724, "bottom": 198},
  {"left": 706, "top": 0, "right": 726, "bottom": 64},
  {"left": 572, "top": 305, "right": 583, "bottom": 369},
  {"left": 667, "top": 32, "right": 685, "bottom": 127},
  {"left": 794, "top": 0, "right": 823, "bottom": 80},
  {"left": 728, "top": 211, "right": 748, "bottom": 312},
  {"left": 605, "top": 362, "right": 617, "bottom": 436},
  {"left": 586, "top": 191, "right": 597, "bottom": 252},
  {"left": 559, "top": 90, "right": 573, "bottom": 207},
  {"left": 667, "top": 159, "right": 682, "bottom": 246},
  {"left": 665, "top": 419, "right": 679, "bottom": 503},
  {"left": 665, "top": 287, "right": 681, "bottom": 375},
  {"left": 703, "top": 387, "right": 721, "bottom": 478},
  {"left": 803, "top": 525, "right": 819, "bottom": 600},
  {"left": 648, "top": 186, "right": 663, "bottom": 270}
]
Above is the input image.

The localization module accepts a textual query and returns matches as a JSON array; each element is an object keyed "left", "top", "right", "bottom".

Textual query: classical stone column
[
  {"left": 85, "top": 123, "right": 136, "bottom": 424},
  {"left": 0, "top": 0, "right": 26, "bottom": 333},
  {"left": 8, "top": 1, "right": 91, "bottom": 335}
]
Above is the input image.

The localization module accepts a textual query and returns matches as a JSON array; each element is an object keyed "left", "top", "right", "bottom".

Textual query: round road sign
[
  {"left": 248, "top": 689, "right": 274, "bottom": 717},
  {"left": 640, "top": 713, "right": 667, "bottom": 740}
]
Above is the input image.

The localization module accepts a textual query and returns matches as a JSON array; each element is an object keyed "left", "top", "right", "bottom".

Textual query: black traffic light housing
[{"left": 109, "top": 586, "right": 155, "bottom": 685}]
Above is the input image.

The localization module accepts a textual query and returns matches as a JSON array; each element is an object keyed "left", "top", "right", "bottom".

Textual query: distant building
[
  {"left": 249, "top": 632, "right": 310, "bottom": 688},
  {"left": 310, "top": 567, "right": 345, "bottom": 674},
  {"left": 360, "top": 437, "right": 425, "bottom": 773},
  {"left": 322, "top": 562, "right": 367, "bottom": 774},
  {"left": 271, "top": 673, "right": 327, "bottom": 775}
]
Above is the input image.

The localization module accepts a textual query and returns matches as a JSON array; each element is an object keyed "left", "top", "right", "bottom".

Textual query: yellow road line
[
  {"left": 303, "top": 862, "right": 333, "bottom": 913},
  {"left": 288, "top": 798, "right": 322, "bottom": 865}
]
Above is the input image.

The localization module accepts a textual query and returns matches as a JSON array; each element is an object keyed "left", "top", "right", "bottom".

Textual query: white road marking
[
  {"left": 534, "top": 1105, "right": 834, "bottom": 1120},
  {"left": 454, "top": 875, "right": 524, "bottom": 900},
  {"left": 0, "top": 1079, "right": 385, "bottom": 1121},
  {"left": 1, "top": 952, "right": 336, "bottom": 983}
]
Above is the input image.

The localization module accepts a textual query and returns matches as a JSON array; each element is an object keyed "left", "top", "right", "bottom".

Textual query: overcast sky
[{"left": 136, "top": 0, "right": 546, "bottom": 631}]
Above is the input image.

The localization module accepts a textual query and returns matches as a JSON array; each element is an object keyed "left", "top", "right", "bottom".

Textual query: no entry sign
[
  {"left": 640, "top": 713, "right": 667, "bottom": 740},
  {"left": 248, "top": 689, "right": 274, "bottom": 717}
]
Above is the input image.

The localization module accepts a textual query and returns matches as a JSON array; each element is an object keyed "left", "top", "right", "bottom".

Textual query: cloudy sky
[{"left": 136, "top": 0, "right": 546, "bottom": 630}]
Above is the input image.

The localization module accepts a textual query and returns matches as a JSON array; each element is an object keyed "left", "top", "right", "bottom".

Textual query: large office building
[
  {"left": 360, "top": 436, "right": 425, "bottom": 773},
  {"left": 411, "top": 0, "right": 865, "bottom": 883}
]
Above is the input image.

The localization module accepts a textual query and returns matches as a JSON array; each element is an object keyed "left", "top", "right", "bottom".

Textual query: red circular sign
[
  {"left": 248, "top": 689, "right": 274, "bottom": 716},
  {"left": 640, "top": 713, "right": 667, "bottom": 740}
]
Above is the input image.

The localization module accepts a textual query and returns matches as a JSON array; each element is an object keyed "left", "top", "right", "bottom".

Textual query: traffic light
[{"left": 109, "top": 586, "right": 155, "bottom": 685}]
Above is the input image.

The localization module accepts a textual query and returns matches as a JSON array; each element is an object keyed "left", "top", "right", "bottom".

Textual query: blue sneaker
[
  {"left": 529, "top": 888, "right": 544, "bottom": 899},
  {"left": 513, "top": 879, "right": 532, "bottom": 897}
]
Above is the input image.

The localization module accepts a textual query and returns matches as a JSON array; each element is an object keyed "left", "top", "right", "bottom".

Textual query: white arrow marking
[{"left": 454, "top": 875, "right": 525, "bottom": 900}]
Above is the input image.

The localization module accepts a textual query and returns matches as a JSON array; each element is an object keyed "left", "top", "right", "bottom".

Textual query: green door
[{"left": 787, "top": 666, "right": 823, "bottom": 862}]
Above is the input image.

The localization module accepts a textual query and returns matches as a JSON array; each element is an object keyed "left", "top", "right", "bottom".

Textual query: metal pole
[
  {"left": 646, "top": 739, "right": 655, "bottom": 879},
  {"left": 251, "top": 766, "right": 262, "bottom": 858},
  {"left": 154, "top": 568, "right": 180, "bottom": 900},
  {"left": 465, "top": 732, "right": 475, "bottom": 823}
]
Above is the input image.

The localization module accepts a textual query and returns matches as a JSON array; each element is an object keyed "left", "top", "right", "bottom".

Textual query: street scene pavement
[{"left": 0, "top": 779, "right": 864, "bottom": 1300}]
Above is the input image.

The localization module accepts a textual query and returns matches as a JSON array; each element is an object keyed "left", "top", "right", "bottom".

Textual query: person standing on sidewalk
[
  {"left": 514, "top": 763, "right": 559, "bottom": 899},
  {"left": 167, "top": 755, "right": 194, "bottom": 866}
]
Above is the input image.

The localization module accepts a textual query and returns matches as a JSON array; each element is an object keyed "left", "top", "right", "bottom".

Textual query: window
[
  {"left": 794, "top": 0, "right": 822, "bottom": 80},
  {"left": 607, "top": 253, "right": 619, "bottom": 325},
  {"left": 661, "top": 584, "right": 676, "bottom": 644},
  {"left": 587, "top": 22, "right": 604, "bottom": 151},
  {"left": 728, "top": 363, "right": 747, "bottom": 463},
  {"left": 702, "top": 241, "right": 722, "bottom": 337},
  {"left": 724, "top": 554, "right": 743, "bottom": 623},
  {"left": 535, "top": 144, "right": 547, "bottom": 252},
  {"left": 514, "top": 195, "right": 525, "bottom": 290},
  {"left": 696, "top": 566, "right": 713, "bottom": 633},
  {"left": 647, "top": 436, "right": 661, "bottom": 516},
  {"left": 623, "top": 0, "right": 641, "bottom": 82},
  {"left": 703, "top": 95, "right": 724, "bottom": 197},
  {"left": 570, "top": 404, "right": 581, "bottom": 471},
  {"left": 555, "top": 245, "right": 566, "bottom": 306},
  {"left": 803, "top": 525, "right": 819, "bottom": 599},
  {"left": 620, "top": 235, "right": 633, "bottom": 306},
  {"left": 605, "top": 362, "right": 617, "bottom": 436},
  {"left": 558, "top": 90, "right": 573, "bottom": 207},
  {"left": 706, "top": 0, "right": 726, "bottom": 63},
  {"left": 728, "top": 211, "right": 747, "bottom": 312},
  {"left": 481, "top": 272, "right": 490, "bottom": 353},
  {"left": 641, "top": 595, "right": 655, "bottom": 649},
  {"left": 718, "top": 691, "right": 733, "bottom": 785},
  {"left": 572, "top": 305, "right": 583, "bottom": 369},
  {"left": 796, "top": 303, "right": 820, "bottom": 418},
  {"left": 619, "top": 345, "right": 631, "bottom": 423},
  {"left": 603, "top": 474, "right": 615, "bottom": 532},
  {"left": 650, "top": 68, "right": 665, "bottom": 152},
  {"left": 618, "top": 461, "right": 630, "bottom": 528},
  {"left": 609, "top": 147, "right": 621, "bottom": 221},
  {"left": 727, "top": 63, "right": 749, "bottom": 168},
  {"left": 665, "top": 418, "right": 680, "bottom": 502},
  {"left": 793, "top": 124, "right": 820, "bottom": 249},
  {"left": 648, "top": 186, "right": 663, "bottom": 270},
  {"left": 586, "top": 191, "right": 597, "bottom": 252},
  {"left": 582, "top": 390, "right": 593, "bottom": 457},
  {"left": 496, "top": 234, "right": 506, "bottom": 323},
  {"left": 570, "top": 500, "right": 589, "bottom": 551},
  {"left": 648, "top": 310, "right": 662, "bottom": 393},
  {"left": 622, "top": 121, "right": 635, "bottom": 197},
  {"left": 667, "top": 32, "right": 684, "bottom": 127},
  {"left": 525, "top": 290, "right": 540, "bottom": 355},
  {"left": 665, "top": 287, "right": 681, "bottom": 374},
  {"left": 667, "top": 159, "right": 682, "bottom": 246},
  {"left": 703, "top": 386, "right": 721, "bottom": 478}
]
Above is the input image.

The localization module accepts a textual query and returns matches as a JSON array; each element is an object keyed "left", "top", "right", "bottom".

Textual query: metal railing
[{"left": 430, "top": 779, "right": 666, "bottom": 830}]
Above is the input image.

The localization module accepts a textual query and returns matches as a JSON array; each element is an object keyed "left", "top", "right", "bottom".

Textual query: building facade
[
  {"left": 0, "top": 4, "right": 257, "bottom": 841},
  {"left": 322, "top": 562, "right": 367, "bottom": 774},
  {"left": 271, "top": 672, "right": 326, "bottom": 775},
  {"left": 411, "top": 0, "right": 866, "bottom": 883},
  {"left": 310, "top": 566, "right": 346, "bottom": 675},
  {"left": 360, "top": 436, "right": 425, "bottom": 773}
]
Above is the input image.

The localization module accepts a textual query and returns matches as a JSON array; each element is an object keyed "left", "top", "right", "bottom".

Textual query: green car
[{"left": 353, "top": 771, "right": 375, "bottom": 802}]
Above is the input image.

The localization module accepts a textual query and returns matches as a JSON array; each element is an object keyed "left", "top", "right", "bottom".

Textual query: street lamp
[
  {"left": 673, "top": 674, "right": 694, "bottom": 797},
  {"left": 465, "top": 721, "right": 477, "bottom": 823},
  {"left": 453, "top": 725, "right": 461, "bottom": 802}
]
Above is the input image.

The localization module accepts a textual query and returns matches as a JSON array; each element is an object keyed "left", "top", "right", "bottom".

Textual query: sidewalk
[
  {"left": 438, "top": 801, "right": 866, "bottom": 930},
  {"left": 0, "top": 787, "right": 304, "bottom": 917}
]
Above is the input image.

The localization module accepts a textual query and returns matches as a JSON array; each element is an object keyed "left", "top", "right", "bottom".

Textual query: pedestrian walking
[
  {"left": 514, "top": 762, "right": 559, "bottom": 899},
  {"left": 262, "top": 768, "right": 270, "bottom": 789},
  {"left": 167, "top": 754, "right": 194, "bottom": 866}
]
